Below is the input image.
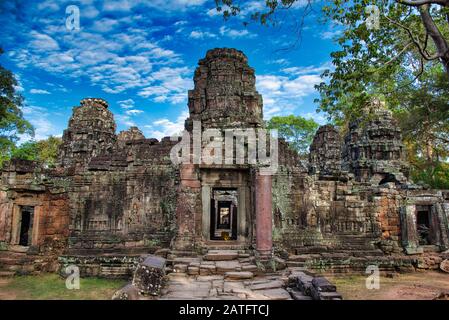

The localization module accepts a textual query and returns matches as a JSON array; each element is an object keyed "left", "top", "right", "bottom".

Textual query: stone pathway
[{"left": 160, "top": 273, "right": 294, "bottom": 300}]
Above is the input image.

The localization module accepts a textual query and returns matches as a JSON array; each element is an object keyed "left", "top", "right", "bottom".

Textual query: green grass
[{"left": 2, "top": 274, "right": 127, "bottom": 300}]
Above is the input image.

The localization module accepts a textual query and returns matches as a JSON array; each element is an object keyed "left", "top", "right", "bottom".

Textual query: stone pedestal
[{"left": 255, "top": 173, "right": 273, "bottom": 258}]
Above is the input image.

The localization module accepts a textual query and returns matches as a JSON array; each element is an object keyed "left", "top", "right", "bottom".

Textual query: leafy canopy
[{"left": 266, "top": 115, "right": 319, "bottom": 156}]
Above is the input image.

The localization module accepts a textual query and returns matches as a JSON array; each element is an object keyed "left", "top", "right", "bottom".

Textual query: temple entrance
[
  {"left": 416, "top": 205, "right": 431, "bottom": 245},
  {"left": 19, "top": 206, "right": 34, "bottom": 246},
  {"left": 210, "top": 188, "right": 238, "bottom": 240}
]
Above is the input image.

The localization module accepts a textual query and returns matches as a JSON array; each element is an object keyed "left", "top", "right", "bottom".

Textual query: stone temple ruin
[{"left": 0, "top": 48, "right": 448, "bottom": 288}]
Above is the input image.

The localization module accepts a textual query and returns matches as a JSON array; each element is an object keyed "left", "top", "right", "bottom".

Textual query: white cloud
[
  {"left": 138, "top": 67, "right": 192, "bottom": 104},
  {"left": 29, "top": 31, "right": 59, "bottom": 51},
  {"left": 300, "top": 112, "right": 327, "bottom": 125},
  {"left": 256, "top": 65, "right": 324, "bottom": 119},
  {"left": 189, "top": 30, "right": 217, "bottom": 39},
  {"left": 37, "top": 0, "right": 60, "bottom": 12},
  {"left": 102, "top": 0, "right": 207, "bottom": 13},
  {"left": 115, "top": 114, "right": 136, "bottom": 127},
  {"left": 145, "top": 111, "right": 188, "bottom": 140},
  {"left": 21, "top": 105, "right": 58, "bottom": 141},
  {"left": 118, "top": 99, "right": 135, "bottom": 109},
  {"left": 30, "top": 88, "right": 51, "bottom": 94},
  {"left": 206, "top": 8, "right": 221, "bottom": 17},
  {"left": 320, "top": 29, "right": 342, "bottom": 40},
  {"left": 125, "top": 109, "right": 144, "bottom": 115},
  {"left": 219, "top": 26, "right": 255, "bottom": 39},
  {"left": 92, "top": 18, "right": 119, "bottom": 33},
  {"left": 174, "top": 20, "right": 188, "bottom": 26},
  {"left": 83, "top": 5, "right": 100, "bottom": 19}
]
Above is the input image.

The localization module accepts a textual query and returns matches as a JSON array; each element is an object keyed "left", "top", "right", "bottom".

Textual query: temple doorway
[
  {"left": 19, "top": 206, "right": 34, "bottom": 246},
  {"left": 210, "top": 189, "right": 238, "bottom": 240},
  {"left": 416, "top": 205, "right": 431, "bottom": 245}
]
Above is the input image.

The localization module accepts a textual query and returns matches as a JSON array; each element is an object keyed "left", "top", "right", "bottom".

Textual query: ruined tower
[
  {"left": 342, "top": 98, "right": 409, "bottom": 184},
  {"left": 309, "top": 124, "right": 343, "bottom": 178},
  {"left": 58, "top": 98, "right": 116, "bottom": 168},
  {"left": 186, "top": 48, "right": 263, "bottom": 130}
]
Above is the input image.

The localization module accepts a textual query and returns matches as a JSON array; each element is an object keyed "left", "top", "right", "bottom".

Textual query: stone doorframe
[
  {"left": 10, "top": 199, "right": 41, "bottom": 247},
  {"left": 201, "top": 184, "right": 249, "bottom": 243},
  {"left": 400, "top": 201, "right": 449, "bottom": 254}
]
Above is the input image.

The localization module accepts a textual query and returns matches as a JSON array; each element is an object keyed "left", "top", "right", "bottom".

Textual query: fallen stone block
[
  {"left": 297, "top": 273, "right": 314, "bottom": 295},
  {"left": 112, "top": 283, "right": 140, "bottom": 300},
  {"left": 289, "top": 288, "right": 313, "bottom": 300},
  {"left": 312, "top": 276, "right": 337, "bottom": 292},
  {"left": 315, "top": 291, "right": 343, "bottom": 300},
  {"left": 132, "top": 255, "right": 166, "bottom": 296},
  {"left": 440, "top": 259, "right": 449, "bottom": 273}
]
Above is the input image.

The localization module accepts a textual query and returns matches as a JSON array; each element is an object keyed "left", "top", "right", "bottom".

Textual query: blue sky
[{"left": 0, "top": 0, "right": 341, "bottom": 141}]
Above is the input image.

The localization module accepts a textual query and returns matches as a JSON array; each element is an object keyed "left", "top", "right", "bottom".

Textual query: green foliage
[
  {"left": 266, "top": 115, "right": 319, "bottom": 156},
  {"left": 316, "top": 1, "right": 449, "bottom": 123},
  {"left": 411, "top": 161, "right": 449, "bottom": 189},
  {"left": 0, "top": 47, "right": 34, "bottom": 163},
  {"left": 2, "top": 136, "right": 62, "bottom": 168}
]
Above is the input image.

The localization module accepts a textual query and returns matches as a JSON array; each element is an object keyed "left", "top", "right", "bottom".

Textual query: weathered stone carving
[{"left": 342, "top": 98, "right": 409, "bottom": 184}]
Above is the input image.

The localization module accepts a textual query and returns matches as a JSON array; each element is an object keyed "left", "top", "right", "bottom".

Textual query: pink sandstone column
[{"left": 255, "top": 172, "right": 273, "bottom": 257}]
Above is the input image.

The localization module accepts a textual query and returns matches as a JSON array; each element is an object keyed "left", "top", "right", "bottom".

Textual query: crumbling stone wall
[{"left": 0, "top": 159, "right": 69, "bottom": 253}]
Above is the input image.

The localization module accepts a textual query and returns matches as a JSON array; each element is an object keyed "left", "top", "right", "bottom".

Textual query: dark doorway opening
[
  {"left": 19, "top": 206, "right": 34, "bottom": 246},
  {"left": 416, "top": 206, "right": 431, "bottom": 245},
  {"left": 210, "top": 188, "right": 238, "bottom": 241}
]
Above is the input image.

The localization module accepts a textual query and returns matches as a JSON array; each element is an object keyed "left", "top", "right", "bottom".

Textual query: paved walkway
[{"left": 160, "top": 272, "right": 295, "bottom": 300}]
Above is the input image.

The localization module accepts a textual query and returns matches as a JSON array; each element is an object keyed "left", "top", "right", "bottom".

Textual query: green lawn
[{"left": 0, "top": 274, "right": 127, "bottom": 300}]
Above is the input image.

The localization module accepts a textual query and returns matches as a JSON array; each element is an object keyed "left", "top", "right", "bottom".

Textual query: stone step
[
  {"left": 204, "top": 250, "right": 239, "bottom": 261},
  {"left": 0, "top": 271, "right": 15, "bottom": 278},
  {"left": 224, "top": 271, "right": 254, "bottom": 280}
]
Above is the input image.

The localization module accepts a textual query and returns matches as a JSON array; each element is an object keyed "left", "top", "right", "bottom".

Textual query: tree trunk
[{"left": 419, "top": 4, "right": 449, "bottom": 76}]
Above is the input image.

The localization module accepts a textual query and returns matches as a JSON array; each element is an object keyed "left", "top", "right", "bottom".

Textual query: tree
[
  {"left": 266, "top": 115, "right": 319, "bottom": 156},
  {"left": 215, "top": 0, "right": 449, "bottom": 188},
  {"left": 0, "top": 47, "right": 33, "bottom": 164},
  {"left": 215, "top": 0, "right": 449, "bottom": 78},
  {"left": 7, "top": 136, "right": 62, "bottom": 167}
]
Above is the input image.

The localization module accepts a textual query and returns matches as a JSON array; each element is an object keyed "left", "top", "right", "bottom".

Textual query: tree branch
[{"left": 397, "top": 0, "right": 448, "bottom": 6}]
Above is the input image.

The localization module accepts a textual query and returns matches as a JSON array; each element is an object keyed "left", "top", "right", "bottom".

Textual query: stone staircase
[
  {"left": 0, "top": 249, "right": 37, "bottom": 276},
  {"left": 169, "top": 249, "right": 259, "bottom": 279}
]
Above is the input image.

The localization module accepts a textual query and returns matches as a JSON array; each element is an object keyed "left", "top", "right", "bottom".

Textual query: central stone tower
[
  {"left": 186, "top": 48, "right": 263, "bottom": 130},
  {"left": 174, "top": 48, "right": 272, "bottom": 258}
]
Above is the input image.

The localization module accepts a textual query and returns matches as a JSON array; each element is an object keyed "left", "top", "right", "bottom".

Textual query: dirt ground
[
  {"left": 328, "top": 271, "right": 449, "bottom": 300},
  {"left": 0, "top": 278, "right": 18, "bottom": 300}
]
